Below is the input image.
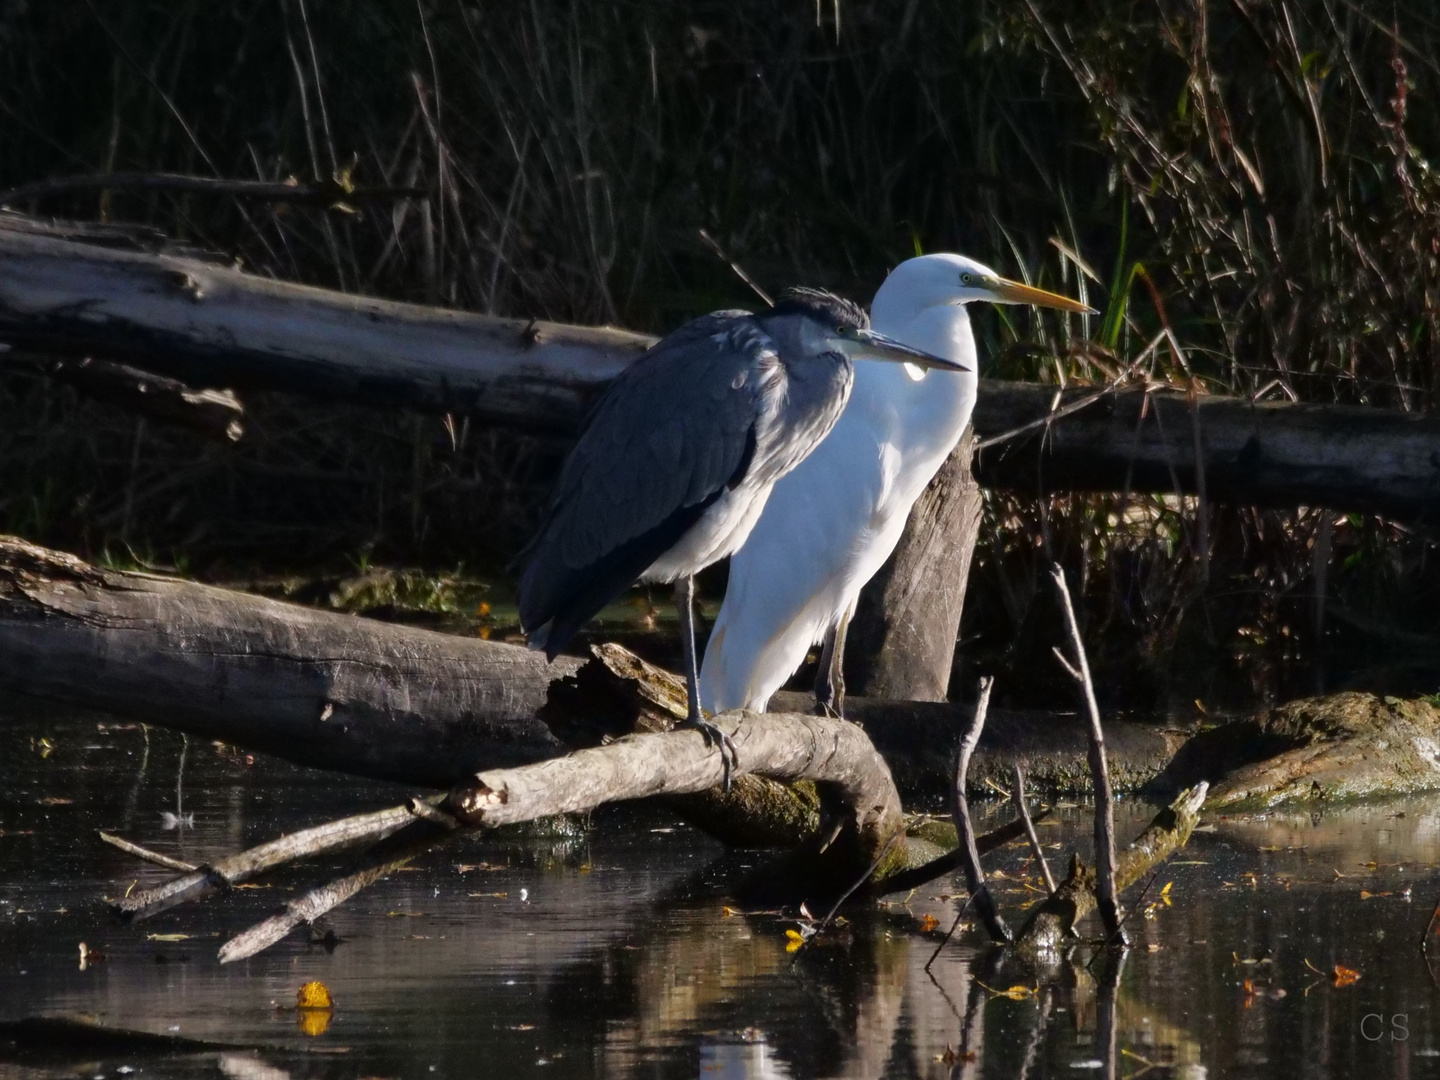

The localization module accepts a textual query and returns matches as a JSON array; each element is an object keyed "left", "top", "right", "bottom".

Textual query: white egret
[
  {"left": 699, "top": 254, "right": 1091, "bottom": 715},
  {"left": 516, "top": 287, "right": 965, "bottom": 783}
]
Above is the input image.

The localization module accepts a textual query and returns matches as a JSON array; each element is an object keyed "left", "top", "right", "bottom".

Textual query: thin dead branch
[
  {"left": 1050, "top": 566, "right": 1124, "bottom": 945},
  {"left": 0, "top": 172, "right": 423, "bottom": 208},
  {"left": 112, "top": 795, "right": 446, "bottom": 921},
  {"left": 97, "top": 831, "right": 197, "bottom": 873},
  {"left": 949, "top": 677, "right": 1011, "bottom": 944},
  {"left": 1011, "top": 766, "right": 1056, "bottom": 894}
]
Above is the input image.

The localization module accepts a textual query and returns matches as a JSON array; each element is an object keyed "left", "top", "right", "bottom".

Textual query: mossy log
[{"left": 1147, "top": 692, "right": 1440, "bottom": 808}]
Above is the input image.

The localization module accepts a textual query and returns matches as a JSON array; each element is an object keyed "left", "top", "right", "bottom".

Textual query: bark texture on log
[
  {"left": 847, "top": 428, "right": 983, "bottom": 701},
  {"left": 3, "top": 213, "right": 1437, "bottom": 521},
  {"left": 974, "top": 382, "right": 1440, "bottom": 525},
  {"left": 452, "top": 711, "right": 904, "bottom": 870},
  {"left": 0, "top": 536, "right": 571, "bottom": 786},
  {"left": 0, "top": 211, "right": 646, "bottom": 432}
]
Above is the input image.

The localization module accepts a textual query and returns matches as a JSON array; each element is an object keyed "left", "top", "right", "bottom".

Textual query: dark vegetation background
[{"left": 2, "top": 0, "right": 1439, "bottom": 710}]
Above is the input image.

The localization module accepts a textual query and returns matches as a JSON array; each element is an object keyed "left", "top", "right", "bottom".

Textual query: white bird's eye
[{"left": 960, "top": 272, "right": 974, "bottom": 285}]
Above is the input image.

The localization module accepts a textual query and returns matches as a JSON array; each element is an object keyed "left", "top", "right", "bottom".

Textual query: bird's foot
[
  {"left": 813, "top": 697, "right": 844, "bottom": 720},
  {"left": 683, "top": 714, "right": 739, "bottom": 793}
]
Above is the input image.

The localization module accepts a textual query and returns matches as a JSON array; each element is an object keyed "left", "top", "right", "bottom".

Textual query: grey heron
[
  {"left": 516, "top": 287, "right": 966, "bottom": 783},
  {"left": 700, "top": 255, "right": 1092, "bottom": 716}
]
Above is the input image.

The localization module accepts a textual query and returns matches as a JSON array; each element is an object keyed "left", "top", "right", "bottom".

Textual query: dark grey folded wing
[{"left": 518, "top": 311, "right": 777, "bottom": 658}]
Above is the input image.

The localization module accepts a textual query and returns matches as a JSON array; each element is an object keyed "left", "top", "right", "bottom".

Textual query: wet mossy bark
[{"left": 1147, "top": 692, "right": 1440, "bottom": 808}]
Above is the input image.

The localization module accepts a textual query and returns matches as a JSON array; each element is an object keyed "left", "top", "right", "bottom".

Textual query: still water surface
[{"left": 3, "top": 705, "right": 1439, "bottom": 1079}]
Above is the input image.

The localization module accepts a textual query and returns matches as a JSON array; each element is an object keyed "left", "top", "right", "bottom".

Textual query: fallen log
[
  {"left": 5, "top": 353, "right": 243, "bottom": 441},
  {"left": 0, "top": 210, "right": 646, "bottom": 432},
  {"left": 974, "top": 382, "right": 1440, "bottom": 525},
  {"left": 0, "top": 535, "right": 1187, "bottom": 796},
  {"left": 2, "top": 212, "right": 1438, "bottom": 521},
  {"left": 0, "top": 535, "right": 572, "bottom": 785},
  {"left": 1146, "top": 691, "right": 1440, "bottom": 808}
]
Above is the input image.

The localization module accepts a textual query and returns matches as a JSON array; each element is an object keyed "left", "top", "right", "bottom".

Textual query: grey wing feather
[
  {"left": 548, "top": 313, "right": 771, "bottom": 562},
  {"left": 518, "top": 311, "right": 779, "bottom": 635}
]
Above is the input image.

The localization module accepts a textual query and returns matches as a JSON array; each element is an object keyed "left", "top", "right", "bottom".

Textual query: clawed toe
[{"left": 684, "top": 716, "right": 740, "bottom": 792}]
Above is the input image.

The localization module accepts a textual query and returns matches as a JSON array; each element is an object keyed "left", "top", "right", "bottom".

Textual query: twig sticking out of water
[
  {"left": 97, "top": 831, "right": 197, "bottom": 873},
  {"left": 112, "top": 795, "right": 447, "bottom": 921},
  {"left": 1050, "top": 565, "right": 1126, "bottom": 946},
  {"left": 219, "top": 817, "right": 457, "bottom": 964},
  {"left": 1011, "top": 766, "right": 1056, "bottom": 895},
  {"left": 950, "top": 677, "right": 1011, "bottom": 944}
]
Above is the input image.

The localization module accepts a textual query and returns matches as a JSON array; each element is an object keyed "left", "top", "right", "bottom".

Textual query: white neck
[{"left": 846, "top": 299, "right": 978, "bottom": 461}]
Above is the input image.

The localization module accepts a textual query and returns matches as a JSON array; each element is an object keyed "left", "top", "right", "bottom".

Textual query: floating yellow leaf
[
  {"left": 1333, "top": 964, "right": 1361, "bottom": 987},
  {"left": 297, "top": 980, "right": 333, "bottom": 1009},
  {"left": 785, "top": 929, "right": 806, "bottom": 953},
  {"left": 918, "top": 914, "right": 939, "bottom": 933},
  {"left": 975, "top": 980, "right": 1037, "bottom": 1000}
]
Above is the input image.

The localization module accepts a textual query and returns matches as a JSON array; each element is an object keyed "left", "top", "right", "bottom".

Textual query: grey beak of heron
[{"left": 840, "top": 327, "right": 972, "bottom": 372}]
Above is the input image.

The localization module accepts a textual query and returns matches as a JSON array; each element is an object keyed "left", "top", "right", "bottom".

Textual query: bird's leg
[
  {"left": 813, "top": 605, "right": 852, "bottom": 719},
  {"left": 674, "top": 576, "right": 739, "bottom": 789}
]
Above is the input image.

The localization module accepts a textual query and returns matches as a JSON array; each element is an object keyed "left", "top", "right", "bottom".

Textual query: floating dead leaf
[
  {"left": 935, "top": 1044, "right": 976, "bottom": 1065},
  {"left": 1333, "top": 964, "right": 1361, "bottom": 987},
  {"left": 146, "top": 933, "right": 192, "bottom": 942},
  {"left": 509, "top": 1024, "right": 536, "bottom": 1032},
  {"left": 468, "top": 892, "right": 508, "bottom": 898},
  {"left": 387, "top": 911, "right": 425, "bottom": 917},
  {"left": 975, "top": 980, "right": 1037, "bottom": 1000},
  {"left": 918, "top": 914, "right": 939, "bottom": 933},
  {"left": 1359, "top": 890, "right": 1393, "bottom": 900},
  {"left": 1241, "top": 979, "right": 1256, "bottom": 1010},
  {"left": 297, "top": 980, "right": 333, "bottom": 1009},
  {"left": 785, "top": 929, "right": 806, "bottom": 953},
  {"left": 36, "top": 796, "right": 72, "bottom": 806},
  {"left": 232, "top": 883, "right": 272, "bottom": 890}
]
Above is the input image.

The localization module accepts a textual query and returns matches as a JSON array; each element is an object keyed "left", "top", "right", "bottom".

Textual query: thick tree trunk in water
[
  {"left": 847, "top": 428, "right": 983, "bottom": 701},
  {"left": 2, "top": 212, "right": 1438, "bottom": 522}
]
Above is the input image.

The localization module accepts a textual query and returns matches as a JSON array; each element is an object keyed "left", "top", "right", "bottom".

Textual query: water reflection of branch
[
  {"left": 1093, "top": 948, "right": 1128, "bottom": 1080},
  {"left": 1422, "top": 896, "right": 1440, "bottom": 990},
  {"left": 1017, "top": 984, "right": 1054, "bottom": 1080}
]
